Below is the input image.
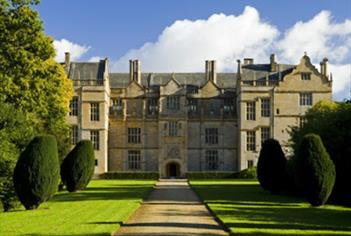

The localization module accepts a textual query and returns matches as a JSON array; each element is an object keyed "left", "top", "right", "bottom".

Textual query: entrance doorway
[{"left": 166, "top": 162, "right": 180, "bottom": 178}]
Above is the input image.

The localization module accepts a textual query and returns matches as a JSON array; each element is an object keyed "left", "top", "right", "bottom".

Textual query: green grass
[
  {"left": 0, "top": 179, "right": 155, "bottom": 236},
  {"left": 191, "top": 180, "right": 351, "bottom": 236}
]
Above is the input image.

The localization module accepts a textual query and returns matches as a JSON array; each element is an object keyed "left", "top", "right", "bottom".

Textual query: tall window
[
  {"left": 147, "top": 98, "right": 158, "bottom": 114},
  {"left": 71, "top": 125, "right": 78, "bottom": 145},
  {"left": 128, "top": 150, "right": 141, "bottom": 170},
  {"left": 111, "top": 98, "right": 123, "bottom": 111},
  {"left": 261, "top": 127, "right": 270, "bottom": 143},
  {"left": 128, "top": 128, "right": 141, "bottom": 143},
  {"left": 301, "top": 73, "right": 311, "bottom": 80},
  {"left": 167, "top": 96, "right": 180, "bottom": 110},
  {"left": 247, "top": 160, "right": 254, "bottom": 168},
  {"left": 205, "top": 150, "right": 219, "bottom": 170},
  {"left": 246, "top": 131, "right": 256, "bottom": 151},
  {"left": 261, "top": 98, "right": 270, "bottom": 117},
  {"left": 169, "top": 121, "right": 178, "bottom": 136},
  {"left": 205, "top": 128, "right": 218, "bottom": 144},
  {"left": 90, "top": 103, "right": 100, "bottom": 121},
  {"left": 223, "top": 98, "right": 234, "bottom": 112},
  {"left": 90, "top": 130, "right": 99, "bottom": 150},
  {"left": 69, "top": 96, "right": 78, "bottom": 116},
  {"left": 246, "top": 101, "right": 256, "bottom": 120},
  {"left": 188, "top": 99, "right": 197, "bottom": 112},
  {"left": 300, "top": 93, "right": 312, "bottom": 106}
]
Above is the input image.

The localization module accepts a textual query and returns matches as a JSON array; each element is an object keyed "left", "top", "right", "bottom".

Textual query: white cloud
[
  {"left": 88, "top": 56, "right": 103, "bottom": 62},
  {"left": 53, "top": 39, "right": 90, "bottom": 62},
  {"left": 111, "top": 6, "right": 279, "bottom": 72}
]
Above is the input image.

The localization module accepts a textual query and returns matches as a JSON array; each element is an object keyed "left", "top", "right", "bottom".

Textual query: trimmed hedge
[
  {"left": 13, "top": 135, "right": 60, "bottom": 210},
  {"left": 103, "top": 172, "right": 159, "bottom": 180},
  {"left": 257, "top": 139, "right": 287, "bottom": 193},
  {"left": 61, "top": 140, "right": 95, "bottom": 192},
  {"left": 295, "top": 133, "right": 336, "bottom": 206},
  {"left": 186, "top": 168, "right": 257, "bottom": 180}
]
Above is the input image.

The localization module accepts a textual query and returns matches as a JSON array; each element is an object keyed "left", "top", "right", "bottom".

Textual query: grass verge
[{"left": 191, "top": 179, "right": 351, "bottom": 235}]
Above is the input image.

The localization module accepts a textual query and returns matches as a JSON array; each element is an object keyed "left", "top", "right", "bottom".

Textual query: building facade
[{"left": 65, "top": 53, "right": 332, "bottom": 177}]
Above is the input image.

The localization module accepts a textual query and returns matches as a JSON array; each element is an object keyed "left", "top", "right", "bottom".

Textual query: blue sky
[{"left": 36, "top": 0, "right": 351, "bottom": 100}]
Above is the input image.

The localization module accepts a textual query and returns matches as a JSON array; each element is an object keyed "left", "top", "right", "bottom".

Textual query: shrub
[
  {"left": 234, "top": 167, "right": 257, "bottom": 179},
  {"left": 0, "top": 176, "right": 18, "bottom": 212},
  {"left": 61, "top": 140, "right": 95, "bottom": 192},
  {"left": 295, "top": 134, "right": 336, "bottom": 206},
  {"left": 257, "top": 139, "right": 287, "bottom": 193},
  {"left": 103, "top": 172, "right": 160, "bottom": 180},
  {"left": 13, "top": 135, "right": 60, "bottom": 210}
]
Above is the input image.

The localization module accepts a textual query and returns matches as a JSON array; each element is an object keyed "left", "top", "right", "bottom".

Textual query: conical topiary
[
  {"left": 61, "top": 140, "right": 95, "bottom": 192},
  {"left": 13, "top": 135, "right": 60, "bottom": 210},
  {"left": 295, "top": 133, "right": 335, "bottom": 206}
]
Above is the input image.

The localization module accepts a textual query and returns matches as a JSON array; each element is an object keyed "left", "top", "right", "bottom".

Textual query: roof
[
  {"left": 242, "top": 63, "right": 295, "bottom": 81},
  {"left": 68, "top": 62, "right": 105, "bottom": 81}
]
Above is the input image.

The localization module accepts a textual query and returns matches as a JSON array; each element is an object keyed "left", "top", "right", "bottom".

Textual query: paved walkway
[{"left": 113, "top": 179, "right": 229, "bottom": 236}]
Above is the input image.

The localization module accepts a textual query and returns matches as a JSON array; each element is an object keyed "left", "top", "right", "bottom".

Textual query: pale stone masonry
[{"left": 64, "top": 53, "right": 332, "bottom": 177}]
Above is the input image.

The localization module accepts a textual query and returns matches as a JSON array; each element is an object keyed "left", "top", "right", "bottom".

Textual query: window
[
  {"left": 300, "top": 93, "right": 312, "bottom": 106},
  {"left": 111, "top": 98, "right": 123, "bottom": 111},
  {"left": 246, "top": 101, "right": 256, "bottom": 120},
  {"left": 261, "top": 98, "right": 270, "bottom": 117},
  {"left": 205, "top": 150, "right": 219, "bottom": 170},
  {"left": 90, "top": 103, "right": 100, "bottom": 121},
  {"left": 147, "top": 98, "right": 158, "bottom": 114},
  {"left": 169, "top": 121, "right": 178, "bottom": 136},
  {"left": 223, "top": 98, "right": 234, "bottom": 112},
  {"left": 300, "top": 116, "right": 307, "bottom": 127},
  {"left": 166, "top": 96, "right": 180, "bottom": 110},
  {"left": 90, "top": 130, "right": 99, "bottom": 150},
  {"left": 69, "top": 97, "right": 78, "bottom": 116},
  {"left": 188, "top": 99, "right": 198, "bottom": 112},
  {"left": 71, "top": 125, "right": 78, "bottom": 145},
  {"left": 128, "top": 128, "right": 141, "bottom": 143},
  {"left": 128, "top": 150, "right": 141, "bottom": 170},
  {"left": 247, "top": 160, "right": 254, "bottom": 168},
  {"left": 261, "top": 127, "right": 270, "bottom": 143},
  {"left": 95, "top": 159, "right": 98, "bottom": 166},
  {"left": 246, "top": 131, "right": 256, "bottom": 151},
  {"left": 301, "top": 73, "right": 311, "bottom": 80},
  {"left": 205, "top": 128, "right": 218, "bottom": 144}
]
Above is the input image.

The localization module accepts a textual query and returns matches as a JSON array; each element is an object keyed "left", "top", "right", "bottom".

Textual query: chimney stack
[
  {"left": 320, "top": 57, "right": 328, "bottom": 76},
  {"left": 129, "top": 59, "right": 141, "bottom": 84},
  {"left": 243, "top": 58, "right": 254, "bottom": 65},
  {"left": 65, "top": 52, "right": 70, "bottom": 67},
  {"left": 205, "top": 60, "right": 217, "bottom": 84},
  {"left": 237, "top": 59, "right": 242, "bottom": 80},
  {"left": 270, "top": 54, "right": 277, "bottom": 72}
]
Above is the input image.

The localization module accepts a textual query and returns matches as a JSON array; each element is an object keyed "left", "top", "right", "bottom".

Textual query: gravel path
[{"left": 113, "top": 179, "right": 229, "bottom": 236}]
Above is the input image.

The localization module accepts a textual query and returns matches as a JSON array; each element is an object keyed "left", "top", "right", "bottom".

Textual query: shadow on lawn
[
  {"left": 193, "top": 184, "right": 351, "bottom": 235},
  {"left": 51, "top": 185, "right": 153, "bottom": 202}
]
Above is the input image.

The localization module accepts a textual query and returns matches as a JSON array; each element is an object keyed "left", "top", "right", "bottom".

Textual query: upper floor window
[
  {"left": 223, "top": 98, "right": 234, "bottom": 112},
  {"left": 169, "top": 121, "right": 178, "bottom": 136},
  {"left": 167, "top": 96, "right": 180, "bottom": 111},
  {"left": 261, "top": 127, "right": 270, "bottom": 143},
  {"left": 246, "top": 101, "right": 256, "bottom": 120},
  {"left": 147, "top": 98, "right": 158, "bottom": 114},
  {"left": 246, "top": 131, "right": 256, "bottom": 151},
  {"left": 205, "top": 128, "right": 218, "bottom": 144},
  {"left": 128, "top": 128, "right": 141, "bottom": 144},
  {"left": 261, "top": 98, "right": 270, "bottom": 117},
  {"left": 300, "top": 93, "right": 312, "bottom": 106},
  {"left": 205, "top": 150, "right": 219, "bottom": 171},
  {"left": 301, "top": 73, "right": 311, "bottom": 80},
  {"left": 111, "top": 98, "right": 123, "bottom": 111},
  {"left": 128, "top": 150, "right": 141, "bottom": 170},
  {"left": 188, "top": 99, "right": 198, "bottom": 112},
  {"left": 69, "top": 96, "right": 78, "bottom": 116},
  {"left": 90, "top": 130, "right": 99, "bottom": 150},
  {"left": 71, "top": 125, "right": 78, "bottom": 145},
  {"left": 90, "top": 103, "right": 100, "bottom": 121}
]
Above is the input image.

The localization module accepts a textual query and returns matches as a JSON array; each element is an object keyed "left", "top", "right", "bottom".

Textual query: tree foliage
[
  {"left": 291, "top": 100, "right": 351, "bottom": 196},
  {"left": 294, "top": 134, "right": 335, "bottom": 206},
  {"left": 13, "top": 135, "right": 60, "bottom": 210},
  {"left": 257, "top": 139, "right": 287, "bottom": 193},
  {"left": 0, "top": 0, "right": 73, "bottom": 161},
  {"left": 61, "top": 140, "right": 95, "bottom": 192}
]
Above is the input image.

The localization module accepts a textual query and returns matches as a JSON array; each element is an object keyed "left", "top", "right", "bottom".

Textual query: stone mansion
[{"left": 65, "top": 53, "right": 332, "bottom": 177}]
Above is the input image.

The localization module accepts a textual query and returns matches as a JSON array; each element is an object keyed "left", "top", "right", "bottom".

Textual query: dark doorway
[{"left": 166, "top": 162, "right": 180, "bottom": 178}]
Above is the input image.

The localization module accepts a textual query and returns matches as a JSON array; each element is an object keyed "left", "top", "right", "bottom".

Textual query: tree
[
  {"left": 13, "top": 135, "right": 60, "bottom": 210},
  {"left": 257, "top": 139, "right": 287, "bottom": 193},
  {"left": 290, "top": 100, "right": 351, "bottom": 197},
  {"left": 61, "top": 140, "right": 95, "bottom": 192},
  {"left": 0, "top": 0, "right": 73, "bottom": 161},
  {"left": 295, "top": 134, "right": 335, "bottom": 206}
]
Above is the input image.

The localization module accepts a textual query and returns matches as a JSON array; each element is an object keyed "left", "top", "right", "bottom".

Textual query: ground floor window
[
  {"left": 128, "top": 150, "right": 141, "bottom": 170},
  {"left": 71, "top": 125, "right": 78, "bottom": 145},
  {"left": 246, "top": 131, "right": 256, "bottom": 151},
  {"left": 205, "top": 150, "right": 219, "bottom": 170},
  {"left": 90, "top": 130, "right": 99, "bottom": 150},
  {"left": 247, "top": 160, "right": 254, "bottom": 168}
]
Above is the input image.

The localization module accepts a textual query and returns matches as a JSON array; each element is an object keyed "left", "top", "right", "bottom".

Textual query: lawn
[
  {"left": 191, "top": 180, "right": 351, "bottom": 235},
  {"left": 0, "top": 179, "right": 155, "bottom": 236}
]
